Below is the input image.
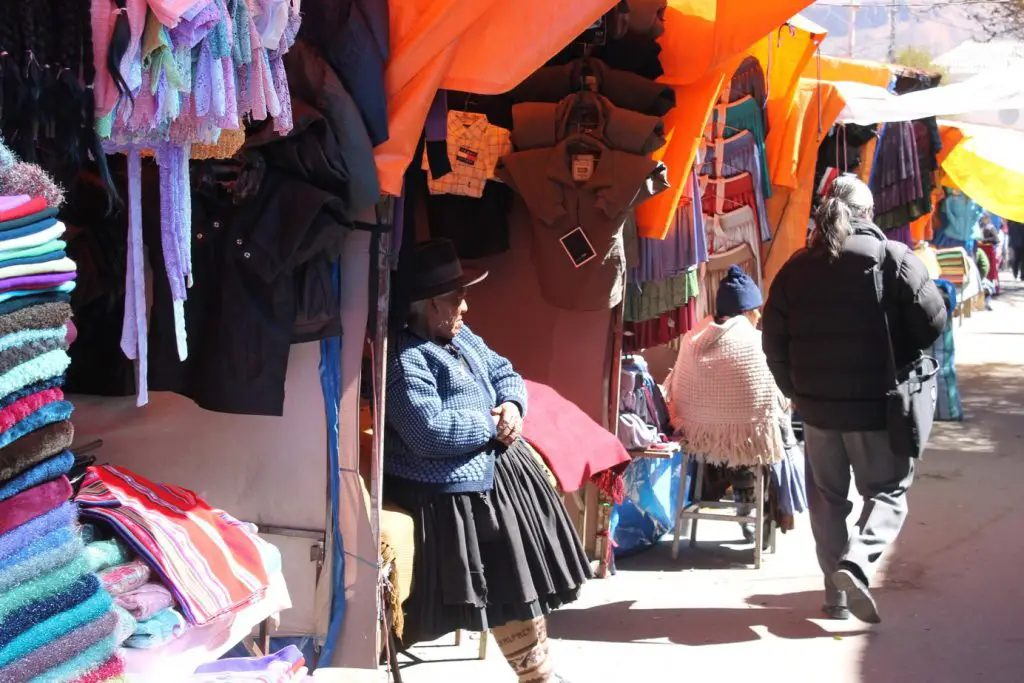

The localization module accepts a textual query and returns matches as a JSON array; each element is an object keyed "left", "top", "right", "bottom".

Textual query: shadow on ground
[
  {"left": 928, "top": 363, "right": 1024, "bottom": 456},
  {"left": 856, "top": 361, "right": 1024, "bottom": 682},
  {"left": 547, "top": 593, "right": 867, "bottom": 647}
]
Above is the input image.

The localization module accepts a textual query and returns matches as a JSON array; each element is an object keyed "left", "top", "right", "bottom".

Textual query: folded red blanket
[
  {"left": 0, "top": 198, "right": 46, "bottom": 224},
  {"left": 521, "top": 380, "right": 630, "bottom": 495},
  {"left": 0, "top": 475, "right": 72, "bottom": 535},
  {"left": 0, "top": 388, "right": 63, "bottom": 433}
]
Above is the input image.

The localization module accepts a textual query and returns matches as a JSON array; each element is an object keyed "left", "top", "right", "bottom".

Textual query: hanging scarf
[{"left": 669, "top": 315, "right": 784, "bottom": 467}]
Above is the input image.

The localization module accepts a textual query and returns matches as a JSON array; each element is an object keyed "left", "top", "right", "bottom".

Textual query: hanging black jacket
[
  {"left": 762, "top": 221, "right": 946, "bottom": 432},
  {"left": 148, "top": 39, "right": 379, "bottom": 416}
]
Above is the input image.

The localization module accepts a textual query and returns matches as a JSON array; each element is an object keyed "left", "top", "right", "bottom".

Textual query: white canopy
[{"left": 833, "top": 71, "right": 1024, "bottom": 126}]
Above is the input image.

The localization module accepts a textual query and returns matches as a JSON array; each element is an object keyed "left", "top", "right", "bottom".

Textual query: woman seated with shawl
[
  {"left": 384, "top": 239, "right": 590, "bottom": 683},
  {"left": 667, "top": 266, "right": 794, "bottom": 543}
]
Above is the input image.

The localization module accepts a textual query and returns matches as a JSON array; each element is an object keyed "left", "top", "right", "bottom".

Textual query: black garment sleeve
[
  {"left": 892, "top": 247, "right": 946, "bottom": 354},
  {"left": 762, "top": 266, "right": 795, "bottom": 398}
]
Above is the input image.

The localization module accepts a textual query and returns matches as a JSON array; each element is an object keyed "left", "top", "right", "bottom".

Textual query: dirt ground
[{"left": 394, "top": 279, "right": 1024, "bottom": 683}]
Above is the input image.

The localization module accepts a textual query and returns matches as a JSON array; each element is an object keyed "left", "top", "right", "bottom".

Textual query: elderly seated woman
[
  {"left": 669, "top": 266, "right": 792, "bottom": 546},
  {"left": 384, "top": 240, "right": 590, "bottom": 683}
]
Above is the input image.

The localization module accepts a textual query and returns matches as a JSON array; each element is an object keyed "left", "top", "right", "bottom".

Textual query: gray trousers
[{"left": 803, "top": 425, "right": 915, "bottom": 605}]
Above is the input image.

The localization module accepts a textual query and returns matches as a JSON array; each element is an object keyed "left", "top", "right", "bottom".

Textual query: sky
[{"left": 804, "top": 0, "right": 990, "bottom": 61}]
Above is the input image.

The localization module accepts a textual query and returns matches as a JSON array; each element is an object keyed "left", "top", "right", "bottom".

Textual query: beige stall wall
[
  {"left": 69, "top": 229, "right": 380, "bottom": 669},
  {"left": 460, "top": 202, "right": 615, "bottom": 425}
]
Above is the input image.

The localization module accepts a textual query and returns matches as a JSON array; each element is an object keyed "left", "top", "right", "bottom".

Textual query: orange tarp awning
[
  {"left": 752, "top": 16, "right": 826, "bottom": 189},
  {"left": 659, "top": 0, "right": 821, "bottom": 87},
  {"left": 374, "top": 0, "right": 619, "bottom": 195},
  {"left": 762, "top": 78, "right": 846, "bottom": 292},
  {"left": 376, "top": 0, "right": 820, "bottom": 227},
  {"left": 940, "top": 123, "right": 1024, "bottom": 223}
]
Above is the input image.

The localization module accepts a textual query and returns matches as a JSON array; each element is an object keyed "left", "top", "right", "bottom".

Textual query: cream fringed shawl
[{"left": 669, "top": 315, "right": 784, "bottom": 467}]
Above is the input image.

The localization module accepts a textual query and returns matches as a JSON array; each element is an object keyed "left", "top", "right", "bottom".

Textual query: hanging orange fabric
[
  {"left": 752, "top": 16, "right": 826, "bottom": 190},
  {"left": 762, "top": 79, "right": 845, "bottom": 292},
  {"left": 635, "top": 65, "right": 730, "bottom": 239},
  {"left": 636, "top": 1, "right": 820, "bottom": 238},
  {"left": 804, "top": 55, "right": 893, "bottom": 88}
]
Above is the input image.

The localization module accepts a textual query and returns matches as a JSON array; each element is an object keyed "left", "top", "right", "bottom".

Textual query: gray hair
[
  {"left": 408, "top": 298, "right": 432, "bottom": 324},
  {"left": 813, "top": 175, "right": 875, "bottom": 260}
]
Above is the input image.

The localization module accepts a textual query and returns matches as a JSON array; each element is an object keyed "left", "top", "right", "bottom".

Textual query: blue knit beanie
[{"left": 715, "top": 265, "right": 762, "bottom": 318}]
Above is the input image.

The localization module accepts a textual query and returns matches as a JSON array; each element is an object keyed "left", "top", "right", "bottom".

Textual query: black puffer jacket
[{"left": 762, "top": 221, "right": 946, "bottom": 431}]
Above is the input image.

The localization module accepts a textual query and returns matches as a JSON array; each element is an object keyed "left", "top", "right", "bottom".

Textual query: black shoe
[
  {"left": 821, "top": 604, "right": 851, "bottom": 620},
  {"left": 832, "top": 568, "right": 880, "bottom": 624}
]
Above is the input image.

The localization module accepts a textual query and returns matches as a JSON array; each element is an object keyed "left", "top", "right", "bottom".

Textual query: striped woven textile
[
  {"left": 929, "top": 279, "right": 963, "bottom": 422},
  {"left": 935, "top": 247, "right": 970, "bottom": 287},
  {"left": 75, "top": 465, "right": 270, "bottom": 625}
]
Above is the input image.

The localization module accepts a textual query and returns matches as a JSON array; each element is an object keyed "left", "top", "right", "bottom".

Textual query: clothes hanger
[
  {"left": 573, "top": 42, "right": 601, "bottom": 94},
  {"left": 704, "top": 124, "right": 748, "bottom": 147},
  {"left": 567, "top": 90, "right": 601, "bottom": 136},
  {"left": 719, "top": 195, "right": 746, "bottom": 211},
  {"left": 703, "top": 157, "right": 747, "bottom": 179},
  {"left": 702, "top": 181, "right": 746, "bottom": 212},
  {"left": 719, "top": 156, "right": 747, "bottom": 176},
  {"left": 565, "top": 131, "right": 602, "bottom": 157}
]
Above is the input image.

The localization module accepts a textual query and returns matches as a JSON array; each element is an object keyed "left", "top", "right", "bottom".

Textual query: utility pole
[
  {"left": 887, "top": 3, "right": 898, "bottom": 62},
  {"left": 848, "top": 0, "right": 860, "bottom": 58}
]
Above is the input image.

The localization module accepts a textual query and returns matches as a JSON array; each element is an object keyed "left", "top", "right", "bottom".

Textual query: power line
[{"left": 816, "top": 1, "right": 1018, "bottom": 7}]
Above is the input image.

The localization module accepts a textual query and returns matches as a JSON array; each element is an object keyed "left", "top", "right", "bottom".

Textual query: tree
[
  {"left": 894, "top": 46, "right": 949, "bottom": 79},
  {"left": 971, "top": 1, "right": 1024, "bottom": 39}
]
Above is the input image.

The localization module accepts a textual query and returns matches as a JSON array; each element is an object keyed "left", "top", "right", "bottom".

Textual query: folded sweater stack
[
  {"left": 0, "top": 200, "right": 125, "bottom": 681},
  {"left": 83, "top": 533, "right": 188, "bottom": 653}
]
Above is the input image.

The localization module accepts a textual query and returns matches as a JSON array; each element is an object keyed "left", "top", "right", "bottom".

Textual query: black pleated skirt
[{"left": 385, "top": 439, "right": 592, "bottom": 646}]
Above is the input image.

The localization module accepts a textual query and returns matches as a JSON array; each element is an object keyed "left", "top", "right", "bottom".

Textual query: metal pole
[
  {"left": 887, "top": 4, "right": 898, "bottom": 62},
  {"left": 370, "top": 206, "right": 393, "bottom": 659},
  {"left": 848, "top": 1, "right": 860, "bottom": 58},
  {"left": 595, "top": 296, "right": 626, "bottom": 579}
]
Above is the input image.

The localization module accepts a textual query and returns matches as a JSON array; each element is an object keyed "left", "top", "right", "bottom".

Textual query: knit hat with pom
[{"left": 715, "top": 265, "right": 762, "bottom": 318}]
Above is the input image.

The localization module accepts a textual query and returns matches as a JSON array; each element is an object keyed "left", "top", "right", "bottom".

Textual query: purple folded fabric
[
  {"left": 0, "top": 196, "right": 31, "bottom": 213},
  {"left": 0, "top": 272, "right": 76, "bottom": 293},
  {"left": 0, "top": 475, "right": 71, "bottom": 535},
  {"left": 0, "top": 609, "right": 117, "bottom": 682},
  {"left": 195, "top": 644, "right": 305, "bottom": 675},
  {"left": 115, "top": 582, "right": 175, "bottom": 620},
  {"left": 0, "top": 502, "right": 76, "bottom": 562},
  {"left": 99, "top": 560, "right": 151, "bottom": 597}
]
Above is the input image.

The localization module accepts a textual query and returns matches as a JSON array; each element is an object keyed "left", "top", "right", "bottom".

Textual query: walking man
[
  {"left": 762, "top": 176, "right": 946, "bottom": 623},
  {"left": 1008, "top": 220, "right": 1024, "bottom": 280}
]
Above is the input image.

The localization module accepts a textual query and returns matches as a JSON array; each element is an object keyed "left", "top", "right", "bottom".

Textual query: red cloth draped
[{"left": 521, "top": 380, "right": 630, "bottom": 497}]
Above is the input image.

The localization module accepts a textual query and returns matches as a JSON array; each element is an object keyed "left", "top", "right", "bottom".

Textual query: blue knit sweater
[{"left": 384, "top": 325, "right": 528, "bottom": 493}]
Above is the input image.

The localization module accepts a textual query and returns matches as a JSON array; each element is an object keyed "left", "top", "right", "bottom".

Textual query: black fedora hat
[{"left": 408, "top": 239, "right": 489, "bottom": 302}]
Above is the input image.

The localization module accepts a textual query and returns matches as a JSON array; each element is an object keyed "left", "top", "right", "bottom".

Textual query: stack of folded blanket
[
  {"left": 83, "top": 532, "right": 188, "bottom": 653},
  {"left": 0, "top": 186, "right": 126, "bottom": 682}
]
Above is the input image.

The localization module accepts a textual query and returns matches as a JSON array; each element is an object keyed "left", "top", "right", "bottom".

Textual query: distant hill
[{"left": 804, "top": 1, "right": 985, "bottom": 62}]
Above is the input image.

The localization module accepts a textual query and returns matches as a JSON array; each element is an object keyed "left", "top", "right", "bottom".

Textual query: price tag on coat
[{"left": 571, "top": 155, "right": 595, "bottom": 181}]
